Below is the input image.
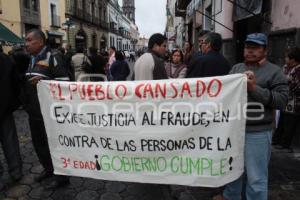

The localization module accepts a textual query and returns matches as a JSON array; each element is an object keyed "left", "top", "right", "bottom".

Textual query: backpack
[{"left": 49, "top": 49, "right": 74, "bottom": 81}]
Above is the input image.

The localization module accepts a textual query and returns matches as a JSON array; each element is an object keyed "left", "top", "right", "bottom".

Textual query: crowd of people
[
  {"left": 133, "top": 32, "right": 291, "bottom": 200},
  {"left": 0, "top": 27, "right": 298, "bottom": 200},
  {"left": 0, "top": 29, "right": 132, "bottom": 191}
]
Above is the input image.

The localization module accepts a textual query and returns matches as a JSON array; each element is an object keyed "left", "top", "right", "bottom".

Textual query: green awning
[{"left": 0, "top": 23, "right": 24, "bottom": 45}]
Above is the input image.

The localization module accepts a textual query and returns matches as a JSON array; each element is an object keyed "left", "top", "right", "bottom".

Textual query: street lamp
[{"left": 62, "top": 18, "right": 75, "bottom": 44}]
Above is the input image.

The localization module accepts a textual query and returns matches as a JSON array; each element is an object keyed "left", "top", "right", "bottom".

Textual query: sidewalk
[{"left": 0, "top": 110, "right": 299, "bottom": 200}]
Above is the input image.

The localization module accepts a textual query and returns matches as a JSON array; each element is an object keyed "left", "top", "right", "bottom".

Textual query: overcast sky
[{"left": 119, "top": 0, "right": 167, "bottom": 38}]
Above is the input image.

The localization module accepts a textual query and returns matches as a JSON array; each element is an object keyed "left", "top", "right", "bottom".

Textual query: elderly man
[
  {"left": 223, "top": 33, "right": 288, "bottom": 200},
  {"left": 24, "top": 29, "right": 69, "bottom": 190},
  {"left": 186, "top": 32, "right": 231, "bottom": 199},
  {"left": 186, "top": 32, "right": 230, "bottom": 78}
]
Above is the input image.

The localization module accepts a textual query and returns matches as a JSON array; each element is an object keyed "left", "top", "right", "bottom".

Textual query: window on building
[
  {"left": 77, "top": 0, "right": 82, "bottom": 9},
  {"left": 215, "top": 0, "right": 222, "bottom": 14},
  {"left": 24, "top": 0, "right": 30, "bottom": 9},
  {"left": 99, "top": 5, "right": 102, "bottom": 20},
  {"left": 50, "top": 3, "right": 57, "bottom": 26},
  {"left": 103, "top": 9, "right": 107, "bottom": 21},
  {"left": 82, "top": 0, "right": 87, "bottom": 12},
  {"left": 90, "top": 0, "right": 95, "bottom": 20},
  {"left": 204, "top": 5, "right": 213, "bottom": 31},
  {"left": 32, "top": 0, "right": 38, "bottom": 11}
]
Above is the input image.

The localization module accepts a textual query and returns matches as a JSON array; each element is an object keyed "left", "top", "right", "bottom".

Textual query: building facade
[
  {"left": 173, "top": 0, "right": 300, "bottom": 145},
  {"left": 122, "top": 0, "right": 135, "bottom": 23},
  {"left": 108, "top": 0, "right": 136, "bottom": 51},
  {"left": 0, "top": 0, "right": 23, "bottom": 52},
  {"left": 108, "top": 0, "right": 121, "bottom": 49},
  {"left": 173, "top": 0, "right": 267, "bottom": 65},
  {"left": 123, "top": 0, "right": 138, "bottom": 50},
  {"left": 65, "top": 0, "right": 109, "bottom": 51},
  {"left": 120, "top": 14, "right": 131, "bottom": 50},
  {"left": 136, "top": 36, "right": 148, "bottom": 51},
  {"left": 40, "top": 0, "right": 66, "bottom": 46},
  {"left": 166, "top": 0, "right": 185, "bottom": 50},
  {"left": 268, "top": 0, "right": 300, "bottom": 66},
  {"left": 129, "top": 22, "right": 139, "bottom": 50},
  {"left": 20, "top": 0, "right": 41, "bottom": 37},
  {"left": 0, "top": 0, "right": 22, "bottom": 37}
]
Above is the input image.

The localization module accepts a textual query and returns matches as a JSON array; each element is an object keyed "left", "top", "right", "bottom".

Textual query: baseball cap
[{"left": 245, "top": 33, "right": 268, "bottom": 45}]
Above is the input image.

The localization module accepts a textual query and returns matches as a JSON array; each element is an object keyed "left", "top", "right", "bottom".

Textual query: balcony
[
  {"left": 99, "top": 20, "right": 108, "bottom": 30},
  {"left": 109, "top": 24, "right": 119, "bottom": 35},
  {"left": 66, "top": 2, "right": 109, "bottom": 30},
  {"left": 66, "top": 0, "right": 74, "bottom": 14},
  {"left": 51, "top": 15, "right": 61, "bottom": 27},
  {"left": 119, "top": 27, "right": 124, "bottom": 37},
  {"left": 175, "top": 1, "right": 186, "bottom": 17},
  {"left": 176, "top": 0, "right": 191, "bottom": 10}
]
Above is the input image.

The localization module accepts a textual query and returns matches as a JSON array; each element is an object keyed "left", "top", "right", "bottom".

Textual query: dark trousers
[
  {"left": 273, "top": 112, "right": 300, "bottom": 148},
  {"left": 0, "top": 114, "right": 22, "bottom": 177},
  {"left": 28, "top": 117, "right": 54, "bottom": 174}
]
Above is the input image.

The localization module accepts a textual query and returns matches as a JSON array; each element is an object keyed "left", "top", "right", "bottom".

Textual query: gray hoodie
[{"left": 230, "top": 61, "right": 288, "bottom": 132}]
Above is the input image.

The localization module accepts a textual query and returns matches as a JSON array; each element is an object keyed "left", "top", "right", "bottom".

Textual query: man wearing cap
[{"left": 223, "top": 33, "right": 288, "bottom": 200}]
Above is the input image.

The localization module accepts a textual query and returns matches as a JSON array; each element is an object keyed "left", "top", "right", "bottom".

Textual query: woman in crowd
[
  {"left": 273, "top": 47, "right": 300, "bottom": 152},
  {"left": 183, "top": 41, "right": 193, "bottom": 65},
  {"left": 165, "top": 49, "right": 187, "bottom": 79},
  {"left": 110, "top": 51, "right": 130, "bottom": 81}
]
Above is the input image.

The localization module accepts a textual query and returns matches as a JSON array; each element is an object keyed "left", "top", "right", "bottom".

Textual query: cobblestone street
[{"left": 0, "top": 110, "right": 300, "bottom": 200}]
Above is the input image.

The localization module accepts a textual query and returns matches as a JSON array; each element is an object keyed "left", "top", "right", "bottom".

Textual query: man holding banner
[{"left": 223, "top": 33, "right": 288, "bottom": 200}]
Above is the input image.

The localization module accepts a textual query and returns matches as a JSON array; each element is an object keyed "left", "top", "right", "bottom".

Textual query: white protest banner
[{"left": 37, "top": 74, "right": 247, "bottom": 187}]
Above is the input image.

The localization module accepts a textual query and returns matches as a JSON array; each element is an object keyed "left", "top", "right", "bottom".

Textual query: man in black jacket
[
  {"left": 0, "top": 52, "right": 23, "bottom": 191},
  {"left": 186, "top": 32, "right": 230, "bottom": 78},
  {"left": 88, "top": 47, "right": 106, "bottom": 81},
  {"left": 24, "top": 29, "right": 70, "bottom": 190},
  {"left": 186, "top": 32, "right": 230, "bottom": 199}
]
